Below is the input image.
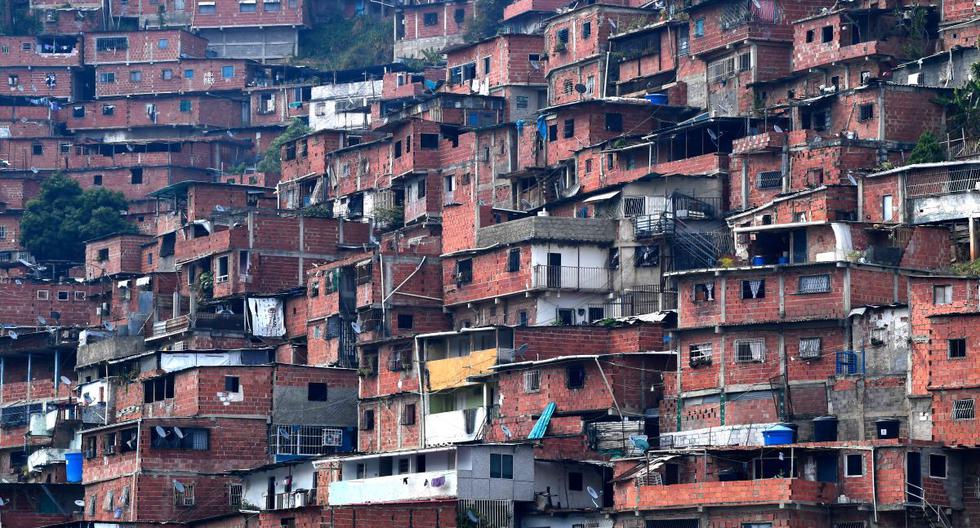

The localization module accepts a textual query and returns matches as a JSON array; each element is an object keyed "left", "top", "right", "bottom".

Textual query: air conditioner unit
[{"left": 907, "top": 72, "right": 922, "bottom": 85}]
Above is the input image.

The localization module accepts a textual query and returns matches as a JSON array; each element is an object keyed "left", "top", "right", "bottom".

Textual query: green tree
[
  {"left": 907, "top": 131, "right": 946, "bottom": 165},
  {"left": 20, "top": 173, "right": 137, "bottom": 262},
  {"left": 938, "top": 62, "right": 980, "bottom": 139},
  {"left": 463, "top": 0, "right": 509, "bottom": 42},
  {"left": 257, "top": 118, "right": 311, "bottom": 174},
  {"left": 297, "top": 12, "right": 394, "bottom": 70}
]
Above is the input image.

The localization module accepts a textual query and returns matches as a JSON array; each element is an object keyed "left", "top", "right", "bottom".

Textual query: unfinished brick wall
[
  {"left": 83, "top": 30, "right": 209, "bottom": 64},
  {"left": 94, "top": 59, "right": 253, "bottom": 98},
  {"left": 357, "top": 392, "right": 421, "bottom": 452}
]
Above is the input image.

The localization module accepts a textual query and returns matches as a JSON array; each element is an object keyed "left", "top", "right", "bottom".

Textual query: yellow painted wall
[{"left": 426, "top": 348, "right": 498, "bottom": 391}]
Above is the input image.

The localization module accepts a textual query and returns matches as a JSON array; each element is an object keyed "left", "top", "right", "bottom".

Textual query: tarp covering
[{"left": 248, "top": 298, "right": 285, "bottom": 337}]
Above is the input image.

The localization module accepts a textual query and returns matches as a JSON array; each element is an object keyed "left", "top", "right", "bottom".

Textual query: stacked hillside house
[{"left": 3, "top": 0, "right": 980, "bottom": 527}]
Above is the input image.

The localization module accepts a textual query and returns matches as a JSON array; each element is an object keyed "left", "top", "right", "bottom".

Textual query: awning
[
  {"left": 135, "top": 276, "right": 151, "bottom": 287},
  {"left": 583, "top": 190, "right": 621, "bottom": 203}
]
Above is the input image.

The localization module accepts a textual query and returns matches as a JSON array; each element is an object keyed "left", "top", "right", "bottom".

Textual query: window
[
  {"left": 158, "top": 38, "right": 169, "bottom": 49},
  {"left": 568, "top": 471, "right": 583, "bottom": 491},
  {"left": 93, "top": 174, "right": 103, "bottom": 186},
  {"left": 175, "top": 484, "right": 195, "bottom": 506},
  {"left": 689, "top": 343, "right": 712, "bottom": 365},
  {"left": 180, "top": 99, "right": 192, "bottom": 112},
  {"left": 129, "top": 70, "right": 142, "bottom": 82},
  {"left": 582, "top": 21, "right": 592, "bottom": 39},
  {"left": 224, "top": 376, "right": 240, "bottom": 393},
  {"left": 423, "top": 12, "right": 438, "bottom": 25},
  {"left": 84, "top": 436, "right": 97, "bottom": 458},
  {"left": 394, "top": 140, "right": 402, "bottom": 158},
  {"left": 454, "top": 7, "right": 465, "bottom": 23},
  {"left": 75, "top": 291, "right": 87, "bottom": 301},
  {"left": 757, "top": 171, "right": 782, "bottom": 189},
  {"left": 96, "top": 37, "right": 128, "bottom": 51},
  {"left": 264, "top": 0, "right": 280, "bottom": 10},
  {"left": 605, "top": 113, "right": 623, "bottom": 132},
  {"left": 516, "top": 95, "right": 529, "bottom": 109},
  {"left": 557, "top": 28, "right": 569, "bottom": 45},
  {"left": 859, "top": 103, "right": 874, "bottom": 121},
  {"left": 222, "top": 66, "right": 234, "bottom": 79},
  {"left": 585, "top": 158, "right": 593, "bottom": 173},
  {"left": 953, "top": 399, "right": 975, "bottom": 420},
  {"left": 524, "top": 370, "right": 540, "bottom": 392},
  {"left": 805, "top": 29, "right": 814, "bottom": 43},
  {"left": 361, "top": 409, "right": 375, "bottom": 430},
  {"left": 798, "top": 274, "right": 830, "bottom": 293},
  {"left": 99, "top": 72, "right": 116, "bottom": 84},
  {"left": 37, "top": 290, "right": 49, "bottom": 301},
  {"left": 694, "top": 282, "right": 715, "bottom": 302},
  {"left": 120, "top": 428, "right": 137, "bottom": 452},
  {"left": 742, "top": 524, "right": 773, "bottom": 528},
  {"left": 103, "top": 433, "right": 117, "bottom": 455},
  {"left": 397, "top": 314, "right": 413, "bottom": 329},
  {"left": 566, "top": 364, "right": 586, "bottom": 389},
  {"left": 548, "top": 124, "right": 558, "bottom": 142},
  {"left": 420, "top": 133, "right": 439, "bottom": 149},
  {"left": 229, "top": 483, "right": 243, "bottom": 507},
  {"left": 735, "top": 339, "right": 765, "bottom": 363},
  {"left": 483, "top": 56, "right": 491, "bottom": 74},
  {"left": 800, "top": 337, "right": 822, "bottom": 359},
  {"left": 822, "top": 25, "right": 833, "bottom": 43},
  {"left": 490, "top": 454, "right": 514, "bottom": 479},
  {"left": 0, "top": 226, "right": 5, "bottom": 240},
  {"left": 882, "top": 195, "right": 894, "bottom": 222},
  {"left": 563, "top": 119, "right": 575, "bottom": 138},
  {"left": 635, "top": 245, "right": 659, "bottom": 267},
  {"left": 933, "top": 285, "right": 952, "bottom": 305},
  {"left": 742, "top": 279, "right": 765, "bottom": 299},
  {"left": 152, "top": 427, "right": 208, "bottom": 450},
  {"left": 455, "top": 259, "right": 473, "bottom": 284},
  {"left": 143, "top": 374, "right": 175, "bottom": 402},
  {"left": 57, "top": 291, "right": 69, "bottom": 301},
  {"left": 131, "top": 168, "right": 143, "bottom": 184},
  {"left": 162, "top": 68, "right": 173, "bottom": 80},
  {"left": 6, "top": 74, "right": 16, "bottom": 86},
  {"left": 308, "top": 382, "right": 328, "bottom": 401},
  {"left": 507, "top": 248, "right": 520, "bottom": 272},
  {"left": 557, "top": 308, "right": 574, "bottom": 325},
  {"left": 694, "top": 18, "right": 705, "bottom": 37},
  {"left": 184, "top": 69, "right": 194, "bottom": 79},
  {"left": 32, "top": 143, "right": 43, "bottom": 155},
  {"left": 929, "top": 454, "right": 947, "bottom": 479},
  {"left": 845, "top": 454, "right": 863, "bottom": 477},
  {"left": 198, "top": 1, "right": 216, "bottom": 12},
  {"left": 949, "top": 338, "right": 967, "bottom": 359},
  {"left": 401, "top": 403, "right": 416, "bottom": 425}
]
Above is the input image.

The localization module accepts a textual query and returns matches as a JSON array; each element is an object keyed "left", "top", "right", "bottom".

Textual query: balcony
[
  {"left": 77, "top": 336, "right": 146, "bottom": 368},
  {"left": 873, "top": 160, "right": 980, "bottom": 224},
  {"left": 424, "top": 407, "right": 487, "bottom": 446},
  {"left": 148, "top": 312, "right": 245, "bottom": 339},
  {"left": 624, "top": 478, "right": 838, "bottom": 510},
  {"left": 328, "top": 470, "right": 457, "bottom": 506},
  {"left": 264, "top": 490, "right": 315, "bottom": 510},
  {"left": 476, "top": 217, "right": 616, "bottom": 247},
  {"left": 531, "top": 265, "right": 612, "bottom": 292}
]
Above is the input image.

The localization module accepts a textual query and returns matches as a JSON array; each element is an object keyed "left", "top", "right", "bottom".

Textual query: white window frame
[
  {"left": 524, "top": 369, "right": 541, "bottom": 393},
  {"left": 845, "top": 453, "right": 864, "bottom": 477},
  {"left": 953, "top": 398, "right": 975, "bottom": 420}
]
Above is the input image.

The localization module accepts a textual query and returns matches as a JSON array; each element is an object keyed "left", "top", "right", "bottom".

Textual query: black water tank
[
  {"left": 812, "top": 416, "right": 838, "bottom": 442},
  {"left": 875, "top": 418, "right": 900, "bottom": 439}
]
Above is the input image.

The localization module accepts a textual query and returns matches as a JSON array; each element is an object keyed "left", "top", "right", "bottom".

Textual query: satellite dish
[
  {"left": 500, "top": 424, "right": 513, "bottom": 439},
  {"left": 773, "top": 125, "right": 784, "bottom": 133},
  {"left": 351, "top": 322, "right": 362, "bottom": 334},
  {"left": 215, "top": 205, "right": 226, "bottom": 212},
  {"left": 706, "top": 128, "right": 719, "bottom": 141},
  {"left": 515, "top": 343, "right": 529, "bottom": 358},
  {"left": 125, "top": 144, "right": 134, "bottom": 152},
  {"left": 154, "top": 426, "right": 167, "bottom": 437},
  {"left": 60, "top": 375, "right": 73, "bottom": 386},
  {"left": 73, "top": 499, "right": 85, "bottom": 507},
  {"left": 8, "top": 331, "right": 17, "bottom": 340},
  {"left": 465, "top": 509, "right": 479, "bottom": 524},
  {"left": 847, "top": 174, "right": 858, "bottom": 186},
  {"left": 587, "top": 486, "right": 600, "bottom": 499},
  {"left": 173, "top": 481, "right": 185, "bottom": 492},
  {"left": 173, "top": 427, "right": 185, "bottom": 439},
  {"left": 83, "top": 393, "right": 94, "bottom": 404},
  {"left": 574, "top": 83, "right": 587, "bottom": 94},
  {"left": 36, "top": 316, "right": 47, "bottom": 326},
  {"left": 629, "top": 435, "right": 650, "bottom": 452},
  {"left": 104, "top": 321, "right": 115, "bottom": 331},
  {"left": 608, "top": 18, "right": 618, "bottom": 30}
]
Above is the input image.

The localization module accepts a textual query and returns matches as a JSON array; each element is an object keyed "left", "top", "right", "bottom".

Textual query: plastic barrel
[
  {"left": 812, "top": 416, "right": 838, "bottom": 442},
  {"left": 875, "top": 418, "right": 900, "bottom": 439},
  {"left": 762, "top": 424, "right": 795, "bottom": 445},
  {"left": 65, "top": 451, "right": 83, "bottom": 483}
]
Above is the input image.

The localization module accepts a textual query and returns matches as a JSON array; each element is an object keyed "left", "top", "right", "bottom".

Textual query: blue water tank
[
  {"left": 752, "top": 255, "right": 766, "bottom": 266},
  {"left": 762, "top": 425, "right": 795, "bottom": 445},
  {"left": 644, "top": 94, "right": 669, "bottom": 105},
  {"left": 65, "top": 451, "right": 83, "bottom": 482}
]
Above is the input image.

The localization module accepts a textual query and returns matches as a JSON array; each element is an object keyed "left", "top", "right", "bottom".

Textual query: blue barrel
[
  {"left": 752, "top": 255, "right": 766, "bottom": 266},
  {"left": 762, "top": 425, "right": 795, "bottom": 445},
  {"left": 65, "top": 451, "right": 83, "bottom": 482}
]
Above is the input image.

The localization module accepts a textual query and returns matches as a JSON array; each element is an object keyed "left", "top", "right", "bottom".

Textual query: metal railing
[
  {"left": 906, "top": 482, "right": 953, "bottom": 528},
  {"left": 904, "top": 163, "right": 980, "bottom": 200},
  {"left": 587, "top": 288, "right": 678, "bottom": 318},
  {"left": 531, "top": 265, "right": 612, "bottom": 291},
  {"left": 270, "top": 424, "right": 346, "bottom": 456}
]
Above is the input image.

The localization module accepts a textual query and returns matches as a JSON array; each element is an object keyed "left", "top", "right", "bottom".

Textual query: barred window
[
  {"left": 742, "top": 279, "right": 765, "bottom": 299},
  {"left": 524, "top": 369, "right": 540, "bottom": 393},
  {"left": 800, "top": 337, "right": 822, "bottom": 359},
  {"left": 934, "top": 285, "right": 952, "bottom": 305},
  {"left": 757, "top": 171, "right": 782, "bottom": 189},
  {"left": 694, "top": 282, "right": 715, "bottom": 302},
  {"left": 949, "top": 338, "right": 967, "bottom": 359},
  {"left": 229, "top": 483, "right": 243, "bottom": 507},
  {"left": 798, "top": 274, "right": 831, "bottom": 294},
  {"left": 953, "top": 399, "right": 975, "bottom": 420},
  {"left": 735, "top": 339, "right": 765, "bottom": 363},
  {"left": 689, "top": 343, "right": 712, "bottom": 362}
]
